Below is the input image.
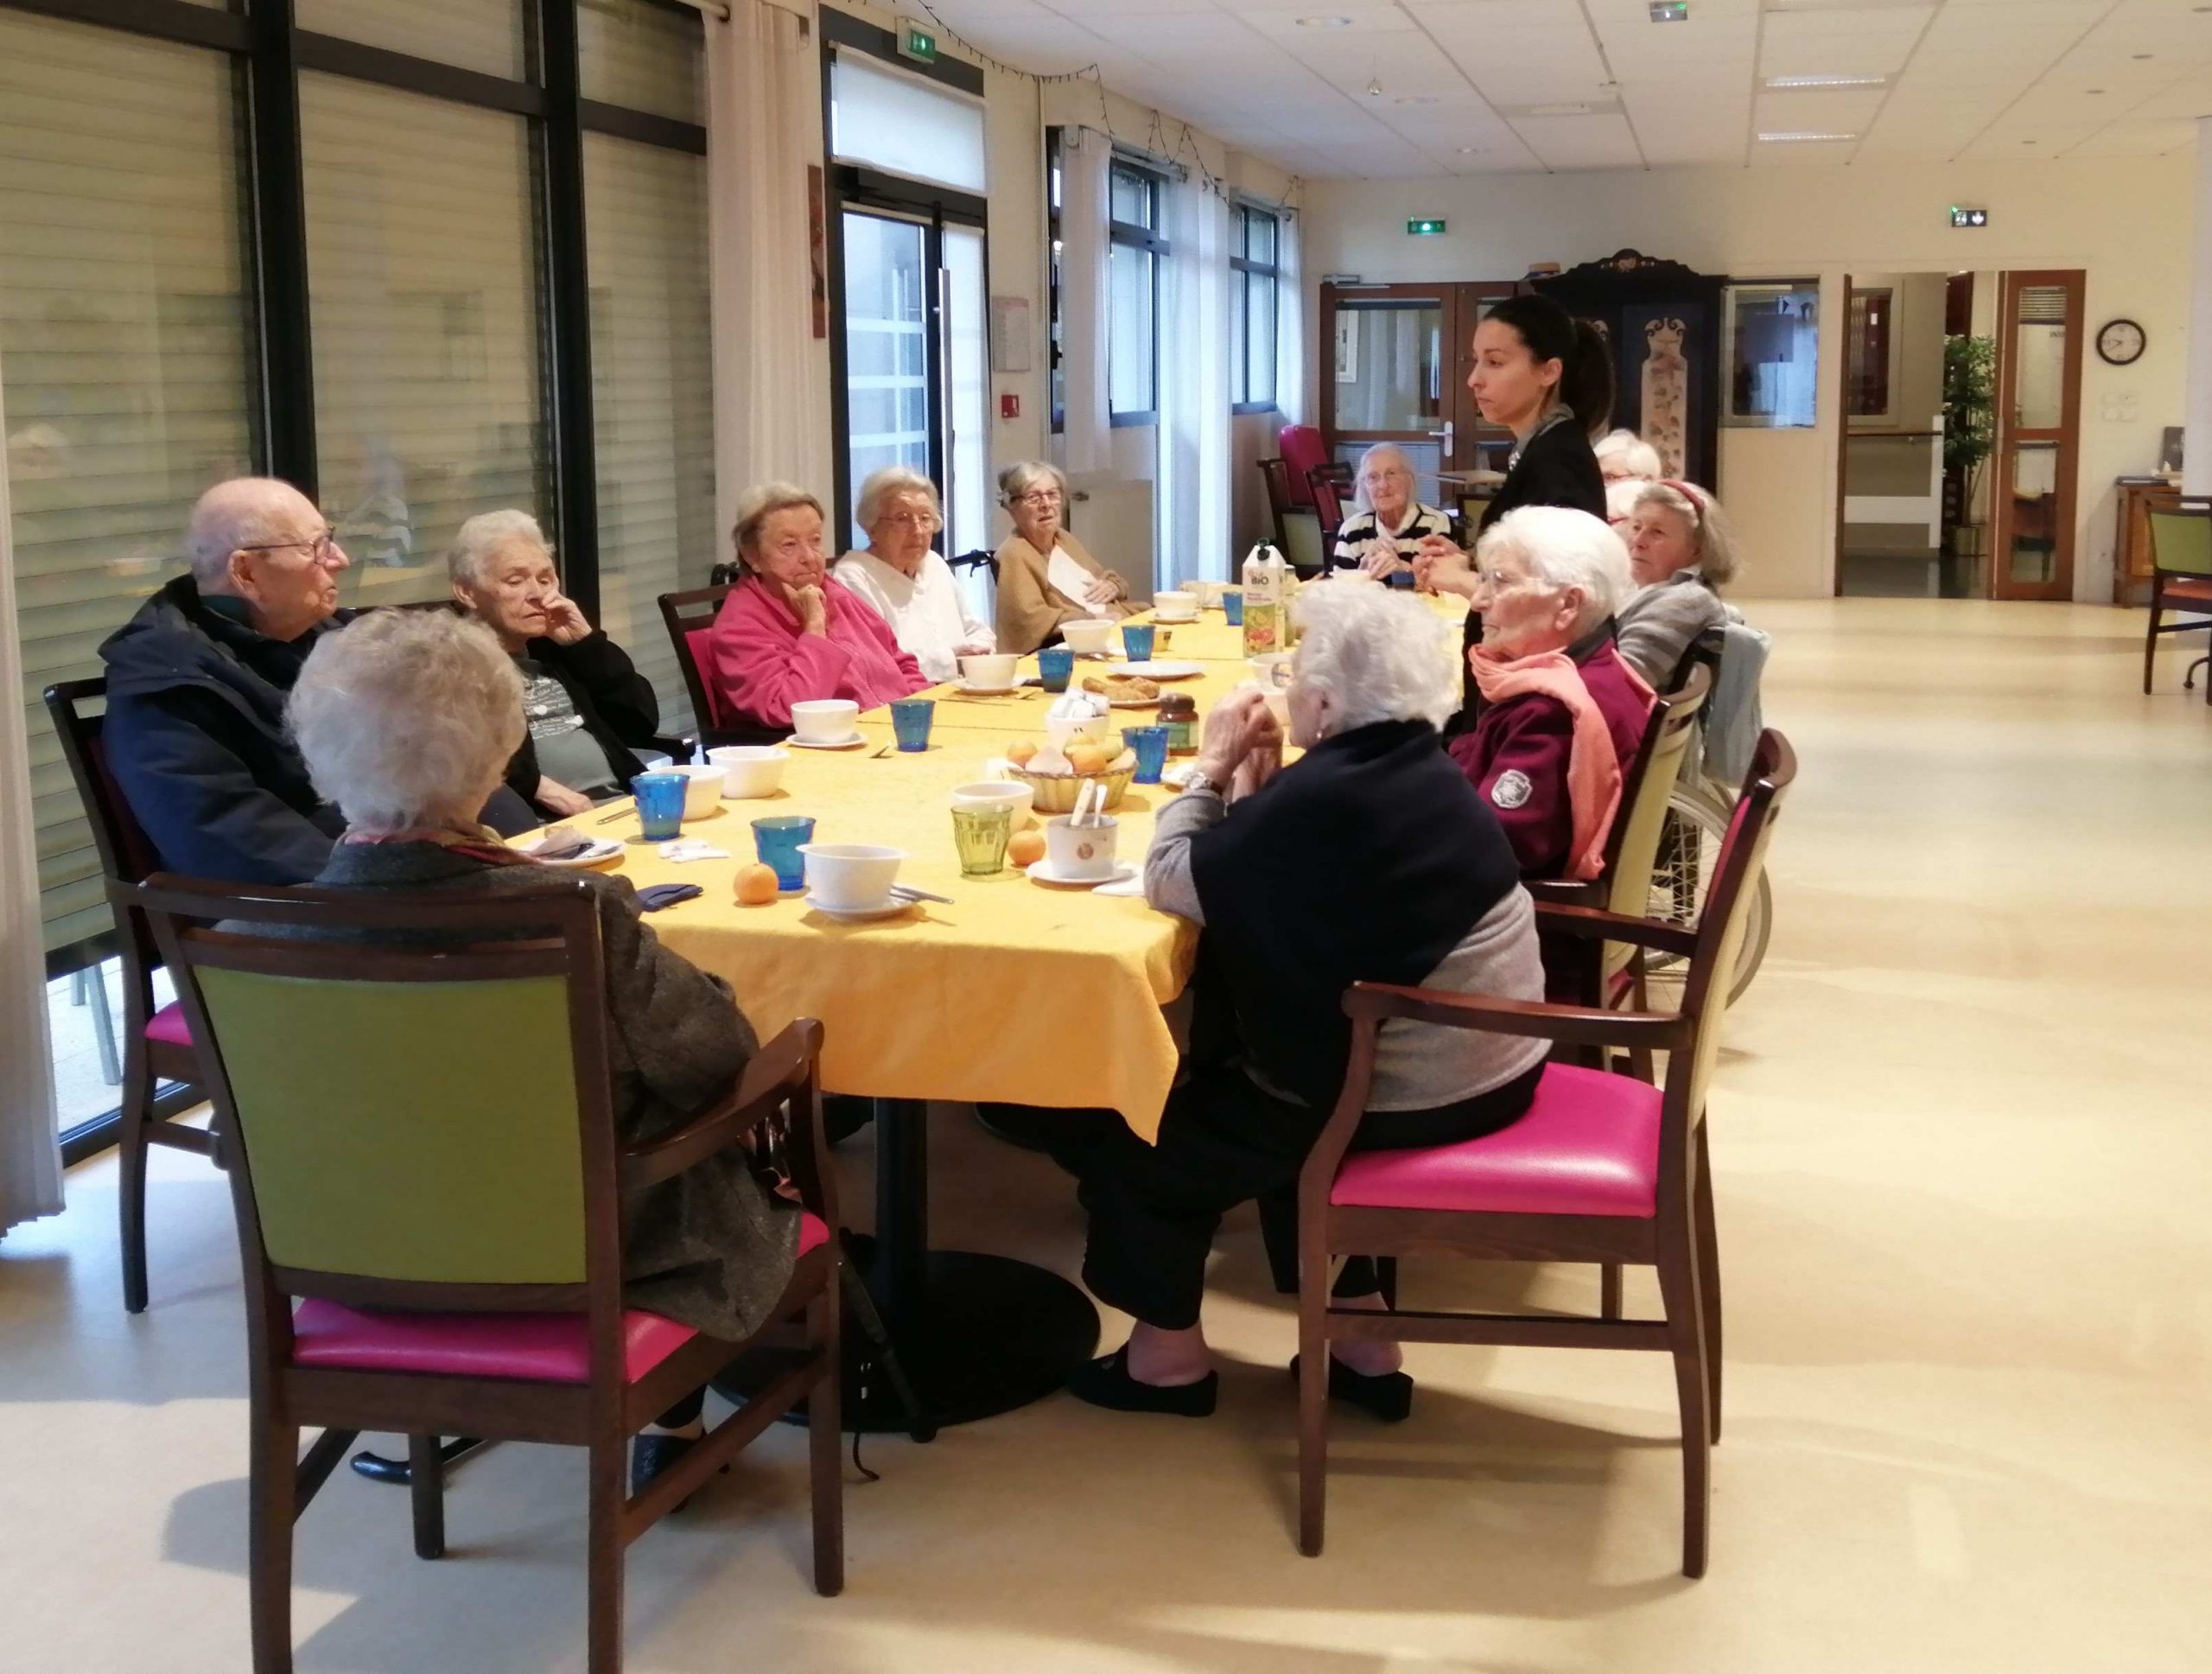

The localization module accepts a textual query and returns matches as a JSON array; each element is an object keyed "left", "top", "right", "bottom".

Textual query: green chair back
[
  {"left": 2148, "top": 508, "right": 2212, "bottom": 579},
  {"left": 194, "top": 967, "right": 588, "bottom": 1285}
]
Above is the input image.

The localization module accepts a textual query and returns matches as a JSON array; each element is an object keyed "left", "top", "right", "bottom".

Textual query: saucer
[
  {"left": 803, "top": 893, "right": 912, "bottom": 920},
  {"left": 1150, "top": 613, "right": 1197, "bottom": 626},
  {"left": 520, "top": 835, "right": 623, "bottom": 869},
  {"left": 1026, "top": 859, "right": 1140, "bottom": 889},
  {"left": 1109, "top": 660, "right": 1204, "bottom": 680},
  {"left": 955, "top": 679, "right": 1018, "bottom": 696},
  {"left": 787, "top": 733, "right": 868, "bottom": 750}
]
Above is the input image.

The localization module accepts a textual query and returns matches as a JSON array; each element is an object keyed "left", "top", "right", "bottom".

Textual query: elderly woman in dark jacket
[
  {"left": 284, "top": 608, "right": 799, "bottom": 1493},
  {"left": 1066, "top": 585, "right": 1549, "bottom": 1423}
]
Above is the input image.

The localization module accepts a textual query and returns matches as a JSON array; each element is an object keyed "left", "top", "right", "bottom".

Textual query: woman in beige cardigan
[{"left": 992, "top": 460, "right": 1131, "bottom": 653}]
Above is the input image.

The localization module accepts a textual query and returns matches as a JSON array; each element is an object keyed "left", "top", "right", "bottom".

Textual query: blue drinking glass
[
  {"left": 752, "top": 815, "right": 816, "bottom": 891},
  {"left": 632, "top": 772, "right": 686, "bottom": 842},
  {"left": 1122, "top": 725, "right": 1170, "bottom": 786},
  {"left": 1121, "top": 622, "right": 1155, "bottom": 661},
  {"left": 1037, "top": 646, "right": 1075, "bottom": 692},
  {"left": 1221, "top": 589, "right": 1244, "bottom": 626},
  {"left": 889, "top": 697, "right": 935, "bottom": 752}
]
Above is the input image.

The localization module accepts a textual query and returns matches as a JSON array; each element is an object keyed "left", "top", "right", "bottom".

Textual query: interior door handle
[{"left": 1428, "top": 421, "right": 1455, "bottom": 461}]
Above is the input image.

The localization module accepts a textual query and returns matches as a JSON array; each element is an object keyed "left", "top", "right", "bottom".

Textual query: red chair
[
  {"left": 1279, "top": 424, "right": 1331, "bottom": 511},
  {"left": 1294, "top": 730, "right": 1796, "bottom": 1579},
  {"left": 41, "top": 678, "right": 207, "bottom": 1313},
  {"left": 656, "top": 584, "right": 785, "bottom": 748}
]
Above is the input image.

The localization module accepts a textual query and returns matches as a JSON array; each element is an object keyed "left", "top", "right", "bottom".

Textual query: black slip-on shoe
[
  {"left": 1067, "top": 1347, "right": 1218, "bottom": 1417},
  {"left": 630, "top": 1431, "right": 701, "bottom": 1503},
  {"left": 1290, "top": 1354, "right": 1414, "bottom": 1423}
]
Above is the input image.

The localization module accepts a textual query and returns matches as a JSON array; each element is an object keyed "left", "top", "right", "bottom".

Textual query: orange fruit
[
  {"left": 734, "top": 862, "right": 780, "bottom": 905},
  {"left": 1065, "top": 742, "right": 1111, "bottom": 775},
  {"left": 1007, "top": 829, "right": 1046, "bottom": 868},
  {"left": 1006, "top": 738, "right": 1038, "bottom": 767}
]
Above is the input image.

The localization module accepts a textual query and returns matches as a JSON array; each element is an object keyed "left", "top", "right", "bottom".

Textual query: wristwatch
[{"left": 1185, "top": 767, "right": 1230, "bottom": 799}]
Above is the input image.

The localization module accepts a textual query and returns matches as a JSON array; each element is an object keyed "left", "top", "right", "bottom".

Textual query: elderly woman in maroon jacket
[{"left": 1427, "top": 506, "right": 1653, "bottom": 883}]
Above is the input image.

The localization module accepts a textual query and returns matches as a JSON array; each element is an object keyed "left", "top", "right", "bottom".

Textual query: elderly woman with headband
[
  {"left": 1326, "top": 442, "right": 1460, "bottom": 581},
  {"left": 992, "top": 459, "right": 1129, "bottom": 654},
  {"left": 832, "top": 464, "right": 995, "bottom": 683},
  {"left": 1616, "top": 479, "right": 1743, "bottom": 688},
  {"left": 707, "top": 481, "right": 928, "bottom": 734},
  {"left": 1442, "top": 506, "right": 1653, "bottom": 885},
  {"left": 1060, "top": 584, "right": 1548, "bottom": 1421}
]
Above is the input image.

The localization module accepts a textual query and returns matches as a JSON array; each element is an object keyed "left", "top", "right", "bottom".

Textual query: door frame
[
  {"left": 1317, "top": 279, "right": 1521, "bottom": 493},
  {"left": 1988, "top": 268, "right": 2085, "bottom": 601},
  {"left": 1832, "top": 272, "right": 1854, "bottom": 597}
]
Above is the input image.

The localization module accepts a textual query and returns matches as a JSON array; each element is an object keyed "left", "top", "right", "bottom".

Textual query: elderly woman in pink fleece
[
  {"left": 707, "top": 481, "right": 929, "bottom": 734},
  {"left": 1420, "top": 506, "right": 1652, "bottom": 884}
]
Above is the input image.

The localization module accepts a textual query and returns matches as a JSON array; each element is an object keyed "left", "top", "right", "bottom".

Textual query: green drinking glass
[{"left": 950, "top": 804, "right": 1014, "bottom": 876}]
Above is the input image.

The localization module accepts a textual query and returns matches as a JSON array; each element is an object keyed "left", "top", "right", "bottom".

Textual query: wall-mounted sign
[
  {"left": 1949, "top": 206, "right": 1988, "bottom": 228},
  {"left": 1407, "top": 218, "right": 1447, "bottom": 237},
  {"left": 898, "top": 21, "right": 939, "bottom": 65}
]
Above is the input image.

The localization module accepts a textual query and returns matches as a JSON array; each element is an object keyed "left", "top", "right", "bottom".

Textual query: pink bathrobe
[{"left": 707, "top": 575, "right": 927, "bottom": 733}]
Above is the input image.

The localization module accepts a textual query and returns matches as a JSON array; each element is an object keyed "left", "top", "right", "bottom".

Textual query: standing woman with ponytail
[{"left": 1413, "top": 292, "right": 1615, "bottom": 724}]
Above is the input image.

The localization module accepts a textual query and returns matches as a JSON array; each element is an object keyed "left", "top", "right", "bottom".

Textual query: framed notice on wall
[
  {"left": 989, "top": 296, "right": 1031, "bottom": 373},
  {"left": 1333, "top": 311, "right": 1359, "bottom": 383}
]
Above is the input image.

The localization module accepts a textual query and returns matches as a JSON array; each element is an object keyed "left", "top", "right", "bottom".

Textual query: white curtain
[
  {"left": 1159, "top": 176, "right": 1231, "bottom": 588},
  {"left": 706, "top": 0, "right": 833, "bottom": 537},
  {"left": 0, "top": 359, "right": 64, "bottom": 1232},
  {"left": 1058, "top": 127, "right": 1113, "bottom": 477},
  {"left": 1275, "top": 208, "right": 1306, "bottom": 429}
]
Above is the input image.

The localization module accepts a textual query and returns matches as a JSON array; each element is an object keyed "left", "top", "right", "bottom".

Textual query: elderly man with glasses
[{"left": 99, "top": 475, "right": 530, "bottom": 883}]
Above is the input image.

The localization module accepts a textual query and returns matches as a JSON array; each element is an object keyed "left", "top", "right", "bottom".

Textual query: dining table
[{"left": 550, "top": 586, "right": 1470, "bottom": 1430}]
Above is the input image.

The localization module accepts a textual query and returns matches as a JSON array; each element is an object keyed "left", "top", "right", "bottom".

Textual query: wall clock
[{"left": 2096, "top": 318, "right": 2146, "bottom": 366}]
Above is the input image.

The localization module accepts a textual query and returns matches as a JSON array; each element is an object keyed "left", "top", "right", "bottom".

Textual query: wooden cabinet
[{"left": 2113, "top": 479, "right": 2186, "bottom": 605}]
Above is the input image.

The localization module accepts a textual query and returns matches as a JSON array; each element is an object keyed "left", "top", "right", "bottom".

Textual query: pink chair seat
[
  {"left": 1330, "top": 1066, "right": 1662, "bottom": 1219},
  {"left": 144, "top": 1002, "right": 192, "bottom": 1047},
  {"left": 291, "top": 1212, "right": 831, "bottom": 1383}
]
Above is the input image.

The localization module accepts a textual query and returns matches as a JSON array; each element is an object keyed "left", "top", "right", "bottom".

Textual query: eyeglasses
[
  {"left": 878, "top": 509, "right": 939, "bottom": 527},
  {"left": 237, "top": 528, "right": 344, "bottom": 563},
  {"left": 1014, "top": 491, "right": 1063, "bottom": 508}
]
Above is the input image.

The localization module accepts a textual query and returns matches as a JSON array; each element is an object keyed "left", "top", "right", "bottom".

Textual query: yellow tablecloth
[
  {"left": 912, "top": 655, "right": 1258, "bottom": 735},
  {"left": 580, "top": 741, "right": 1198, "bottom": 1138}
]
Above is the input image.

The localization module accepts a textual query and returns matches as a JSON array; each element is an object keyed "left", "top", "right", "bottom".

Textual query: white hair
[
  {"left": 448, "top": 508, "right": 548, "bottom": 589},
  {"left": 1353, "top": 442, "right": 1415, "bottom": 512},
  {"left": 1631, "top": 480, "right": 1743, "bottom": 589},
  {"left": 288, "top": 610, "right": 524, "bottom": 830},
  {"left": 730, "top": 481, "right": 825, "bottom": 562},
  {"left": 182, "top": 476, "right": 307, "bottom": 585},
  {"left": 997, "top": 459, "right": 1067, "bottom": 506},
  {"left": 855, "top": 465, "right": 942, "bottom": 533},
  {"left": 1477, "top": 506, "right": 1633, "bottom": 635},
  {"left": 1594, "top": 429, "right": 1662, "bottom": 481},
  {"left": 1289, "top": 582, "right": 1455, "bottom": 735}
]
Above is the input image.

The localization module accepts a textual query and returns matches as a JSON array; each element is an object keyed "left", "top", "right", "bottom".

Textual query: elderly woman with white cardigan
[{"left": 832, "top": 465, "right": 994, "bottom": 684}]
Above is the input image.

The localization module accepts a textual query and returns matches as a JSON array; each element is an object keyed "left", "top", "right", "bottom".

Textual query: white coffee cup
[
  {"left": 799, "top": 843, "right": 905, "bottom": 910},
  {"left": 1044, "top": 814, "right": 1119, "bottom": 880},
  {"left": 790, "top": 699, "right": 860, "bottom": 744},
  {"left": 1247, "top": 654, "right": 1291, "bottom": 690},
  {"left": 707, "top": 745, "right": 788, "bottom": 799},
  {"left": 667, "top": 762, "right": 725, "bottom": 820},
  {"left": 1060, "top": 618, "right": 1117, "bottom": 656},
  {"left": 958, "top": 652, "right": 1020, "bottom": 689},
  {"left": 1153, "top": 589, "right": 1197, "bottom": 622}
]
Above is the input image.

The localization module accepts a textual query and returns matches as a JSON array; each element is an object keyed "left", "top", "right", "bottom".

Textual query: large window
[
  {"left": 0, "top": 0, "right": 710, "bottom": 1145},
  {"left": 1724, "top": 280, "right": 1819, "bottom": 430},
  {"left": 1108, "top": 160, "right": 1166, "bottom": 425},
  {"left": 1230, "top": 203, "right": 1280, "bottom": 412}
]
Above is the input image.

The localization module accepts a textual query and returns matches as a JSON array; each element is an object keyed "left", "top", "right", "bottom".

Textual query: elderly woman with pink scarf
[{"left": 1423, "top": 506, "right": 1652, "bottom": 883}]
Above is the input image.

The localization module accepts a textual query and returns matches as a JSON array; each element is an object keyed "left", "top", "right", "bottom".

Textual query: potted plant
[{"left": 1942, "top": 334, "right": 1997, "bottom": 559}]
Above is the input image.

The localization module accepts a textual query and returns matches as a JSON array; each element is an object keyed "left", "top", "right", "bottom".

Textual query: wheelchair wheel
[{"left": 1641, "top": 779, "right": 1770, "bottom": 1009}]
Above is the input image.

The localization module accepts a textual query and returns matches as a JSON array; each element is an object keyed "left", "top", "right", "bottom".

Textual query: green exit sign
[
  {"left": 897, "top": 21, "right": 939, "bottom": 65},
  {"left": 1407, "top": 218, "right": 1447, "bottom": 237}
]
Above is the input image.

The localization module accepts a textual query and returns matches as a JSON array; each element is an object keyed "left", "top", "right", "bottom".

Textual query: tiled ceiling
[{"left": 909, "top": 0, "right": 2212, "bottom": 177}]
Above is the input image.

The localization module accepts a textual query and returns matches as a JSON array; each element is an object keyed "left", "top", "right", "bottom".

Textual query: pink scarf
[{"left": 1469, "top": 646, "right": 1654, "bottom": 882}]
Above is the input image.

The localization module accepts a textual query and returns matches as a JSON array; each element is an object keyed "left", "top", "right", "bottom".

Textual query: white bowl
[
  {"left": 950, "top": 780, "right": 1034, "bottom": 818},
  {"left": 799, "top": 843, "right": 905, "bottom": 911},
  {"left": 669, "top": 762, "right": 725, "bottom": 820},
  {"left": 1152, "top": 590, "right": 1197, "bottom": 621},
  {"left": 1060, "top": 618, "right": 1117, "bottom": 656},
  {"left": 707, "top": 745, "right": 788, "bottom": 799},
  {"left": 790, "top": 699, "right": 861, "bottom": 744},
  {"left": 958, "top": 652, "right": 1020, "bottom": 689},
  {"left": 1046, "top": 708, "right": 1114, "bottom": 748}
]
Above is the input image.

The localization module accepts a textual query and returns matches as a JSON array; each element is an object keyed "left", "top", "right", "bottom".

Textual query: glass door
[
  {"left": 1989, "top": 270, "right": 2084, "bottom": 601},
  {"left": 836, "top": 207, "right": 990, "bottom": 567}
]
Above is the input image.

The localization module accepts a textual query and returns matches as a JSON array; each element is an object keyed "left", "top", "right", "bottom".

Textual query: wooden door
[{"left": 1989, "top": 270, "right": 2085, "bottom": 601}]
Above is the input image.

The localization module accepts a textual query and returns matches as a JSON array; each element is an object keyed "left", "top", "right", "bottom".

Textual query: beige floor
[{"left": 5, "top": 597, "right": 2210, "bottom": 1674}]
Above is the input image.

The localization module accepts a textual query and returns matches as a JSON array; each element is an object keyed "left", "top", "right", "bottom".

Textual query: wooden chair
[
  {"left": 2143, "top": 501, "right": 2212, "bottom": 702},
  {"left": 656, "top": 584, "right": 785, "bottom": 748},
  {"left": 1257, "top": 459, "right": 1325, "bottom": 573},
  {"left": 1294, "top": 730, "right": 1796, "bottom": 1579},
  {"left": 138, "top": 875, "right": 842, "bottom": 1673},
  {"left": 41, "top": 678, "right": 207, "bottom": 1313}
]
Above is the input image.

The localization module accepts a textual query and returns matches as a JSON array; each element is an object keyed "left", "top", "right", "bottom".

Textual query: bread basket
[{"left": 1008, "top": 755, "right": 1137, "bottom": 813}]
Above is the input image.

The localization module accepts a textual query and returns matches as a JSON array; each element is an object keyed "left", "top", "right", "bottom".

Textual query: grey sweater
[
  {"left": 1146, "top": 786, "right": 1550, "bottom": 1110},
  {"left": 1616, "top": 570, "right": 1729, "bottom": 689}
]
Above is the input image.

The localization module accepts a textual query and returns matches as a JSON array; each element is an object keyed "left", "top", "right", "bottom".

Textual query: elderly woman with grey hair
[
  {"left": 832, "top": 465, "right": 995, "bottom": 683},
  {"left": 1064, "top": 584, "right": 1548, "bottom": 1421},
  {"left": 707, "top": 481, "right": 927, "bottom": 734},
  {"left": 448, "top": 508, "right": 661, "bottom": 818},
  {"left": 283, "top": 607, "right": 801, "bottom": 1494},
  {"left": 1617, "top": 479, "right": 1742, "bottom": 688},
  {"left": 992, "top": 459, "right": 1129, "bottom": 654},
  {"left": 1427, "top": 506, "right": 1655, "bottom": 883},
  {"left": 1326, "top": 442, "right": 1460, "bottom": 581}
]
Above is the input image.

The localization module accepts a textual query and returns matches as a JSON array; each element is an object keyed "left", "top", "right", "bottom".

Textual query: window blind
[
  {"left": 0, "top": 11, "right": 257, "bottom": 953},
  {"left": 294, "top": 0, "right": 527, "bottom": 80},
  {"left": 830, "top": 49, "right": 987, "bottom": 194}
]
